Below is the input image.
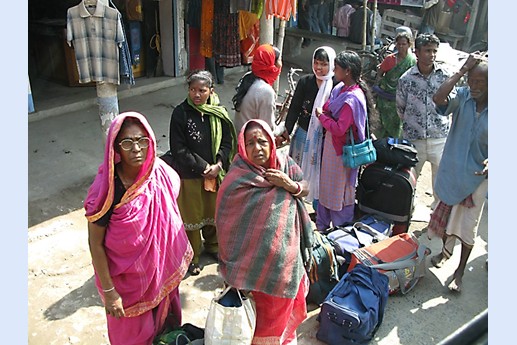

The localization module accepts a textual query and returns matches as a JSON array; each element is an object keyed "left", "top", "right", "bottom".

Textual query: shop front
[{"left": 28, "top": 0, "right": 184, "bottom": 114}]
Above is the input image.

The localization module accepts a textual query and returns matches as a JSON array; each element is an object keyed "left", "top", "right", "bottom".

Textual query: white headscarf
[{"left": 301, "top": 46, "right": 336, "bottom": 203}]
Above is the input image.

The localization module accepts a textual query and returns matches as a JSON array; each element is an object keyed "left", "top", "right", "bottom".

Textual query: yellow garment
[
  {"left": 200, "top": 0, "right": 214, "bottom": 58},
  {"left": 238, "top": 11, "right": 259, "bottom": 40}
]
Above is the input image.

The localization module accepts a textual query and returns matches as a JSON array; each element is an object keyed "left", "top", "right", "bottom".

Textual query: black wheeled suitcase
[{"left": 356, "top": 163, "right": 417, "bottom": 234}]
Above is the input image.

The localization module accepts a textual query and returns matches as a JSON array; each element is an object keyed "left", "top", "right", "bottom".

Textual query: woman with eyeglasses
[
  {"left": 168, "top": 70, "right": 237, "bottom": 276},
  {"left": 84, "top": 112, "right": 193, "bottom": 345}
]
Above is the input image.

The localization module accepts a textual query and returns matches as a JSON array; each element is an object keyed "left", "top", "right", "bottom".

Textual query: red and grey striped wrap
[{"left": 215, "top": 151, "right": 313, "bottom": 298}]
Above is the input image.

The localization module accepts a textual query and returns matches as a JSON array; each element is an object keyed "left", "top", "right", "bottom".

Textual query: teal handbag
[{"left": 342, "top": 115, "right": 376, "bottom": 169}]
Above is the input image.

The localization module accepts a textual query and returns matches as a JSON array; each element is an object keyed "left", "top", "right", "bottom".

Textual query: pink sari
[{"left": 84, "top": 112, "right": 193, "bottom": 345}]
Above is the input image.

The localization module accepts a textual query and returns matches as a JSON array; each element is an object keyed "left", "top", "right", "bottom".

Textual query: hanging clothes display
[
  {"left": 264, "top": 0, "right": 297, "bottom": 20},
  {"left": 187, "top": 0, "right": 202, "bottom": 28},
  {"left": 109, "top": 0, "right": 135, "bottom": 85},
  {"left": 66, "top": 0, "right": 125, "bottom": 85},
  {"left": 213, "top": 0, "right": 242, "bottom": 68},
  {"left": 200, "top": 0, "right": 215, "bottom": 59},
  {"left": 187, "top": 0, "right": 205, "bottom": 70},
  {"left": 239, "top": 10, "right": 260, "bottom": 64}
]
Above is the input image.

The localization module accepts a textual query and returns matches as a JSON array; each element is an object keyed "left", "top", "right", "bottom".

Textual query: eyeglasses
[{"left": 118, "top": 137, "right": 150, "bottom": 151}]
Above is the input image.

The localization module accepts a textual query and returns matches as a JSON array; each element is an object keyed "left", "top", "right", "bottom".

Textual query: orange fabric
[
  {"left": 240, "top": 12, "right": 260, "bottom": 64},
  {"left": 265, "top": 0, "right": 297, "bottom": 21},
  {"left": 200, "top": 0, "right": 214, "bottom": 58},
  {"left": 238, "top": 11, "right": 259, "bottom": 40}
]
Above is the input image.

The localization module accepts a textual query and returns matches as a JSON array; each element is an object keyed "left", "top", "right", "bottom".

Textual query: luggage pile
[{"left": 307, "top": 138, "right": 433, "bottom": 344}]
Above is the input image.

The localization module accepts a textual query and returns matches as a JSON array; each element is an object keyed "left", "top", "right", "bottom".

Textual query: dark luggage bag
[
  {"left": 356, "top": 162, "right": 417, "bottom": 234},
  {"left": 316, "top": 264, "right": 389, "bottom": 345}
]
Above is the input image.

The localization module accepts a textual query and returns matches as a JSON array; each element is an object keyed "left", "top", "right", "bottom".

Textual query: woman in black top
[
  {"left": 281, "top": 46, "right": 336, "bottom": 209},
  {"left": 168, "top": 70, "right": 237, "bottom": 275}
]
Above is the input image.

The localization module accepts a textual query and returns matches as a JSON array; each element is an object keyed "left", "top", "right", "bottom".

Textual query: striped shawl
[{"left": 215, "top": 151, "right": 313, "bottom": 298}]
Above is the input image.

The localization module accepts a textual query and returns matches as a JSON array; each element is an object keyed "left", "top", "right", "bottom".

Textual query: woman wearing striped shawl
[{"left": 215, "top": 119, "right": 314, "bottom": 345}]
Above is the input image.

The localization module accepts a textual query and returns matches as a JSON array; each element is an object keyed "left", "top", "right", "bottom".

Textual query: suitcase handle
[{"left": 369, "top": 243, "right": 428, "bottom": 271}]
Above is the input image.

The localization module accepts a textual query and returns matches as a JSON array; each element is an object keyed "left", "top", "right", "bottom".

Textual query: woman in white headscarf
[{"left": 281, "top": 46, "right": 336, "bottom": 210}]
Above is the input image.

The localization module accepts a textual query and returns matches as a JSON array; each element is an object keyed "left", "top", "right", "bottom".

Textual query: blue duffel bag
[{"left": 316, "top": 264, "right": 389, "bottom": 345}]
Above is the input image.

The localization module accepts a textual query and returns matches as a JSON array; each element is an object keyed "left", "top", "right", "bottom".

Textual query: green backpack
[{"left": 306, "top": 230, "right": 340, "bottom": 305}]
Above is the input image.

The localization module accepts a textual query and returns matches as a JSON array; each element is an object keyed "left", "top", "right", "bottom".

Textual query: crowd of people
[{"left": 84, "top": 36, "right": 487, "bottom": 343}]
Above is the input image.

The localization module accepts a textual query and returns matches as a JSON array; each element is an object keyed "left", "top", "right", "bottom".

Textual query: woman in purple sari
[
  {"left": 84, "top": 112, "right": 193, "bottom": 345},
  {"left": 315, "top": 51, "right": 377, "bottom": 230}
]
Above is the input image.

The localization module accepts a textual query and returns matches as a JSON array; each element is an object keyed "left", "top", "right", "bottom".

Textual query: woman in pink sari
[
  {"left": 215, "top": 119, "right": 314, "bottom": 344},
  {"left": 84, "top": 112, "right": 193, "bottom": 345}
]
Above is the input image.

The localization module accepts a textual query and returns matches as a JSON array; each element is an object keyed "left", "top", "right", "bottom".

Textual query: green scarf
[{"left": 187, "top": 92, "right": 237, "bottom": 183}]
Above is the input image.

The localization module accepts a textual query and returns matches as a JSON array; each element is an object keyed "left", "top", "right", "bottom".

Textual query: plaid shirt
[{"left": 67, "top": 2, "right": 124, "bottom": 85}]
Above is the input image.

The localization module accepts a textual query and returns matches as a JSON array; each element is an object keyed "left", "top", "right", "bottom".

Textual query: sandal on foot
[{"left": 188, "top": 263, "right": 201, "bottom": 276}]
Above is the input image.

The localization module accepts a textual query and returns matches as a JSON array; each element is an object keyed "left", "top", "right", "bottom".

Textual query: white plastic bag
[{"left": 204, "top": 285, "right": 256, "bottom": 345}]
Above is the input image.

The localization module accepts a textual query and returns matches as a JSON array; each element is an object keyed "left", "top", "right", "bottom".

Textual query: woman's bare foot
[
  {"left": 448, "top": 270, "right": 463, "bottom": 292},
  {"left": 431, "top": 253, "right": 448, "bottom": 268}
]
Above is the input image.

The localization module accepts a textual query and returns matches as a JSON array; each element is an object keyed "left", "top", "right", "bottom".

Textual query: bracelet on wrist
[
  {"left": 292, "top": 182, "right": 303, "bottom": 197},
  {"left": 103, "top": 286, "right": 115, "bottom": 293}
]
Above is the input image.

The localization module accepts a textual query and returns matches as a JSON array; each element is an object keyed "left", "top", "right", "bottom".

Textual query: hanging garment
[
  {"left": 200, "top": 0, "right": 215, "bottom": 58},
  {"left": 67, "top": 0, "right": 125, "bottom": 84},
  {"left": 213, "top": 0, "right": 242, "bottom": 67},
  {"left": 109, "top": 0, "right": 135, "bottom": 85},
  {"left": 264, "top": 0, "right": 297, "bottom": 20},
  {"left": 128, "top": 21, "right": 142, "bottom": 65},
  {"left": 187, "top": 0, "right": 202, "bottom": 28}
]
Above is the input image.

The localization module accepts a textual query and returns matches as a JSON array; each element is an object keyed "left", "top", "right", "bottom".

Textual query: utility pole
[
  {"left": 259, "top": 11, "right": 274, "bottom": 45},
  {"left": 259, "top": 11, "right": 279, "bottom": 93},
  {"left": 96, "top": 82, "right": 119, "bottom": 144}
]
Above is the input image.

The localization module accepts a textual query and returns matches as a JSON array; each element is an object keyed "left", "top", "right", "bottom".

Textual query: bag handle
[
  {"left": 347, "top": 112, "right": 371, "bottom": 146},
  {"left": 369, "top": 243, "right": 429, "bottom": 294},
  {"left": 216, "top": 285, "right": 249, "bottom": 303},
  {"left": 352, "top": 222, "right": 388, "bottom": 244},
  {"left": 369, "top": 243, "right": 428, "bottom": 271},
  {"left": 175, "top": 333, "right": 192, "bottom": 345},
  {"left": 216, "top": 285, "right": 256, "bottom": 326}
]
